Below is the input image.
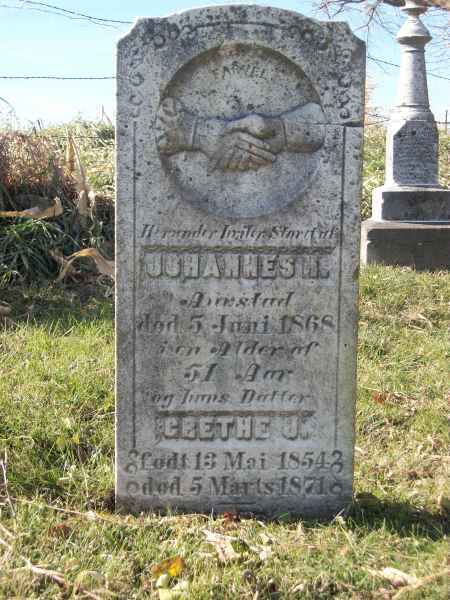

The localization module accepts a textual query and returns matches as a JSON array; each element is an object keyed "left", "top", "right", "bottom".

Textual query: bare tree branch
[
  {"left": 315, "top": 0, "right": 449, "bottom": 73},
  {"left": 318, "top": 1, "right": 448, "bottom": 10}
]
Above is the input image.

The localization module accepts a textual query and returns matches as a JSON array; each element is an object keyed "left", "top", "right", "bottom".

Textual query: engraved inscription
[
  {"left": 142, "top": 250, "right": 332, "bottom": 282},
  {"left": 155, "top": 412, "right": 317, "bottom": 442},
  {"left": 125, "top": 449, "right": 344, "bottom": 478},
  {"left": 140, "top": 223, "right": 339, "bottom": 244},
  {"left": 126, "top": 475, "right": 344, "bottom": 499},
  {"left": 390, "top": 120, "right": 439, "bottom": 186}
]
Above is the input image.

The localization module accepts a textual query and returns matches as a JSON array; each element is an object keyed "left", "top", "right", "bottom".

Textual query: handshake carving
[{"left": 156, "top": 97, "right": 326, "bottom": 173}]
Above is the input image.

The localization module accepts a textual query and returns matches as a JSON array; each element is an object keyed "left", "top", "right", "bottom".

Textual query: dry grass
[
  {"left": 0, "top": 121, "right": 448, "bottom": 284},
  {"left": 0, "top": 131, "right": 76, "bottom": 211},
  {"left": 0, "top": 122, "right": 115, "bottom": 285}
]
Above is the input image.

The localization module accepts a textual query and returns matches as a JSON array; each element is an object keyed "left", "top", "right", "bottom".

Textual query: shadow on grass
[
  {"left": 344, "top": 496, "right": 448, "bottom": 540},
  {"left": 269, "top": 497, "right": 447, "bottom": 540},
  {"left": 96, "top": 492, "right": 448, "bottom": 542},
  {"left": 239, "top": 494, "right": 448, "bottom": 540},
  {"left": 1, "top": 282, "right": 113, "bottom": 328}
]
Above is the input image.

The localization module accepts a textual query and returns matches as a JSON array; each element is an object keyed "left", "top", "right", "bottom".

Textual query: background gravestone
[
  {"left": 361, "top": 0, "right": 450, "bottom": 269},
  {"left": 116, "top": 5, "right": 365, "bottom": 518}
]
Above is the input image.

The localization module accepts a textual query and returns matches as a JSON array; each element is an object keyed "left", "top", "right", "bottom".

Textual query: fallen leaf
[
  {"left": 368, "top": 567, "right": 418, "bottom": 588},
  {"left": 372, "top": 391, "right": 389, "bottom": 404},
  {"left": 290, "top": 582, "right": 306, "bottom": 594},
  {"left": 203, "top": 529, "right": 241, "bottom": 563},
  {"left": 156, "top": 574, "right": 170, "bottom": 589},
  {"left": 372, "top": 390, "right": 418, "bottom": 410},
  {"left": 256, "top": 545, "right": 272, "bottom": 562},
  {"left": 56, "top": 248, "right": 114, "bottom": 282},
  {"left": 0, "top": 197, "right": 63, "bottom": 220},
  {"left": 221, "top": 510, "right": 240, "bottom": 530},
  {"left": 48, "top": 522, "right": 73, "bottom": 538},
  {"left": 296, "top": 522, "right": 305, "bottom": 538},
  {"left": 152, "top": 555, "right": 186, "bottom": 578},
  {"left": 222, "top": 510, "right": 240, "bottom": 523}
]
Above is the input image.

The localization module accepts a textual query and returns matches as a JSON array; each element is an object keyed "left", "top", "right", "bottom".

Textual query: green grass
[{"left": 0, "top": 267, "right": 449, "bottom": 599}]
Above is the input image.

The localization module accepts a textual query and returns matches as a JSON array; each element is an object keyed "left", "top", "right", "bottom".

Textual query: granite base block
[
  {"left": 361, "top": 219, "right": 450, "bottom": 269},
  {"left": 372, "top": 187, "right": 450, "bottom": 221}
]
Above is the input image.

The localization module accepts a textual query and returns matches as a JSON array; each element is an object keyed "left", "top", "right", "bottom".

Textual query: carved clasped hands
[{"left": 156, "top": 97, "right": 325, "bottom": 172}]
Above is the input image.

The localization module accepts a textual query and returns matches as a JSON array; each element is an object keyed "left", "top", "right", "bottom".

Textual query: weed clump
[{"left": 0, "top": 121, "right": 115, "bottom": 286}]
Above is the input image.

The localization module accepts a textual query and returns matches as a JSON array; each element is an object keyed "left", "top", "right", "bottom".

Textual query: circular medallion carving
[{"left": 155, "top": 43, "right": 325, "bottom": 218}]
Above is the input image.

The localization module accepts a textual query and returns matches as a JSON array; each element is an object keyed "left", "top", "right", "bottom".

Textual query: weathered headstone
[
  {"left": 361, "top": 0, "right": 450, "bottom": 268},
  {"left": 116, "top": 5, "right": 365, "bottom": 518}
]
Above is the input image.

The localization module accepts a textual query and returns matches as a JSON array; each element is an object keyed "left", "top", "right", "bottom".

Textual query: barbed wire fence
[{"left": 0, "top": 2, "right": 449, "bottom": 131}]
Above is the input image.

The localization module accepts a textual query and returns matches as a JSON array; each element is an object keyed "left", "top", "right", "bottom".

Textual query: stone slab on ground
[
  {"left": 116, "top": 5, "right": 365, "bottom": 518},
  {"left": 361, "top": 219, "right": 450, "bottom": 269},
  {"left": 372, "top": 188, "right": 450, "bottom": 222}
]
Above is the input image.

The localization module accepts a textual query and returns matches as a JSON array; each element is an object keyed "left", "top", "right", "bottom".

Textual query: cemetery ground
[
  {"left": 0, "top": 267, "right": 449, "bottom": 599},
  {"left": 0, "top": 125, "right": 449, "bottom": 598}
]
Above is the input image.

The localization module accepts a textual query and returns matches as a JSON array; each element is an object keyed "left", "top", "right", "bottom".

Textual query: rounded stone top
[{"left": 119, "top": 3, "right": 365, "bottom": 52}]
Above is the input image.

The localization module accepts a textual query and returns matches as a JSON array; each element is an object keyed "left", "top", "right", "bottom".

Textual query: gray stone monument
[
  {"left": 116, "top": 5, "right": 365, "bottom": 518},
  {"left": 361, "top": 0, "right": 450, "bottom": 269}
]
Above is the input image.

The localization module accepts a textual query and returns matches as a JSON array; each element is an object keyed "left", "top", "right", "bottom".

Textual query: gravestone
[
  {"left": 116, "top": 5, "right": 365, "bottom": 518},
  {"left": 361, "top": 0, "right": 450, "bottom": 268}
]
